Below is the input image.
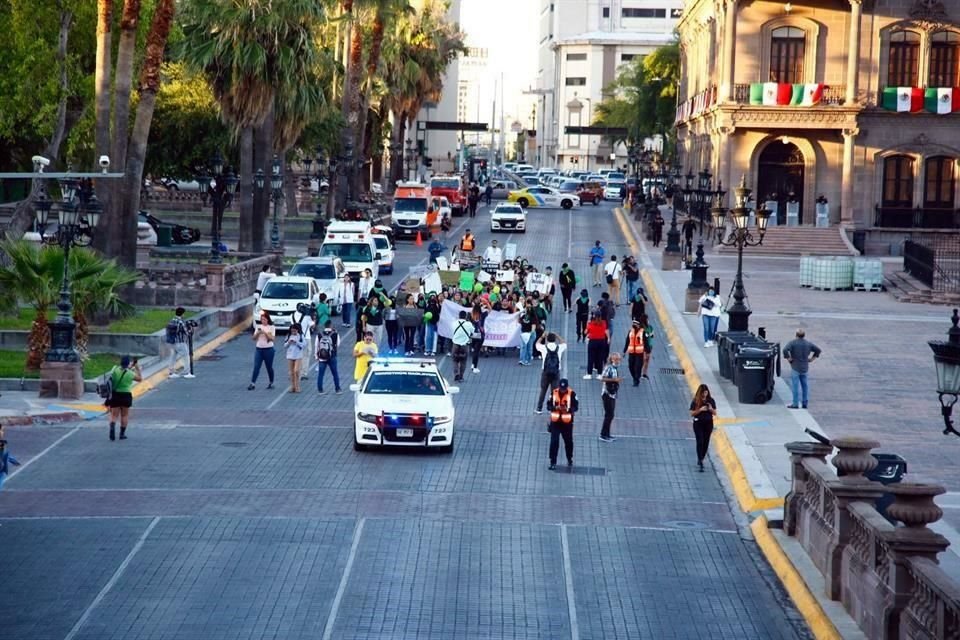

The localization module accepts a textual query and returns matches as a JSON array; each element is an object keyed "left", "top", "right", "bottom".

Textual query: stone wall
[{"left": 128, "top": 253, "right": 281, "bottom": 308}]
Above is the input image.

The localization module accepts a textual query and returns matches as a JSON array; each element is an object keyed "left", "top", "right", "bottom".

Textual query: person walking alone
[
  {"left": 546, "top": 378, "right": 579, "bottom": 470},
  {"left": 315, "top": 321, "right": 342, "bottom": 394},
  {"left": 558, "top": 263, "right": 576, "bottom": 313},
  {"left": 599, "top": 353, "right": 623, "bottom": 442},
  {"left": 589, "top": 241, "right": 605, "bottom": 287},
  {"left": 623, "top": 256, "right": 640, "bottom": 303},
  {"left": 583, "top": 311, "right": 609, "bottom": 379},
  {"left": 353, "top": 331, "right": 379, "bottom": 382},
  {"left": 283, "top": 324, "right": 306, "bottom": 393},
  {"left": 690, "top": 384, "right": 717, "bottom": 472},
  {"left": 535, "top": 333, "right": 567, "bottom": 414},
  {"left": 575, "top": 289, "right": 590, "bottom": 342},
  {"left": 105, "top": 355, "right": 142, "bottom": 441},
  {"left": 782, "top": 329, "right": 821, "bottom": 409},
  {"left": 624, "top": 320, "right": 646, "bottom": 386},
  {"left": 697, "top": 287, "right": 723, "bottom": 347},
  {"left": 341, "top": 274, "right": 355, "bottom": 328},
  {"left": 0, "top": 439, "right": 20, "bottom": 488},
  {"left": 249, "top": 311, "right": 276, "bottom": 390},
  {"left": 604, "top": 255, "right": 623, "bottom": 306},
  {"left": 450, "top": 310, "right": 474, "bottom": 382},
  {"left": 165, "top": 307, "right": 192, "bottom": 379}
]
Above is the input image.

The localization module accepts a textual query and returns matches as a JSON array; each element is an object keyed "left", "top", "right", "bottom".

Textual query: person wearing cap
[
  {"left": 624, "top": 320, "right": 646, "bottom": 386},
  {"left": 546, "top": 378, "right": 579, "bottom": 470},
  {"left": 599, "top": 353, "right": 623, "bottom": 442}
]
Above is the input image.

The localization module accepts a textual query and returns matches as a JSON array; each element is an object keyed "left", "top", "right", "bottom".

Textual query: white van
[{"left": 319, "top": 221, "right": 381, "bottom": 280}]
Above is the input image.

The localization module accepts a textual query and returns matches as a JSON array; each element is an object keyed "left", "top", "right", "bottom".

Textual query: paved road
[{"left": 0, "top": 203, "right": 809, "bottom": 639}]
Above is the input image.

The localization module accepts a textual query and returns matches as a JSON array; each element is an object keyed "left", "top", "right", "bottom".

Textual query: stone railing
[
  {"left": 129, "top": 253, "right": 281, "bottom": 307},
  {"left": 783, "top": 438, "right": 958, "bottom": 639}
]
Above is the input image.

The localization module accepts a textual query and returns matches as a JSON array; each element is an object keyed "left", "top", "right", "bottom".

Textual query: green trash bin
[{"left": 156, "top": 225, "right": 172, "bottom": 247}]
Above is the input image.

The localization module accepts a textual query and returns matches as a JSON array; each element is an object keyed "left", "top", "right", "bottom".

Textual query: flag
[
  {"left": 881, "top": 87, "right": 924, "bottom": 112},
  {"left": 761, "top": 82, "right": 794, "bottom": 106},
  {"left": 801, "top": 83, "right": 824, "bottom": 106},
  {"left": 789, "top": 84, "right": 804, "bottom": 105},
  {"left": 923, "top": 87, "right": 960, "bottom": 114},
  {"left": 749, "top": 83, "right": 764, "bottom": 105}
]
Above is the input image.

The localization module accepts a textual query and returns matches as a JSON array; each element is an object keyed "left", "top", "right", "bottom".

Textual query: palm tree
[
  {"left": 0, "top": 240, "right": 60, "bottom": 370},
  {"left": 68, "top": 249, "right": 138, "bottom": 359}
]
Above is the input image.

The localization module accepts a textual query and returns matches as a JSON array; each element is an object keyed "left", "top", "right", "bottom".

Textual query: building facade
[
  {"left": 675, "top": 0, "right": 960, "bottom": 233},
  {"left": 535, "top": 0, "right": 681, "bottom": 170}
]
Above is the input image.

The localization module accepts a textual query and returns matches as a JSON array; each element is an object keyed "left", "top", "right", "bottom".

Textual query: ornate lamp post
[
  {"left": 662, "top": 163, "right": 684, "bottom": 270},
  {"left": 197, "top": 151, "right": 239, "bottom": 264},
  {"left": 34, "top": 178, "right": 101, "bottom": 365},
  {"left": 309, "top": 146, "right": 328, "bottom": 239},
  {"left": 256, "top": 155, "right": 284, "bottom": 251},
  {"left": 711, "top": 176, "right": 772, "bottom": 332},
  {"left": 929, "top": 308, "right": 960, "bottom": 437}
]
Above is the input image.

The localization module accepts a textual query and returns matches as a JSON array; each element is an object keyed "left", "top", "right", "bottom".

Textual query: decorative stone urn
[
  {"left": 831, "top": 437, "right": 880, "bottom": 478},
  {"left": 886, "top": 483, "right": 946, "bottom": 528}
]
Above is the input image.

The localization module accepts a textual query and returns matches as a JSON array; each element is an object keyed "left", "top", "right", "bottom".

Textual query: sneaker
[
  {"left": 472, "top": 367, "right": 479, "bottom": 374},
  {"left": 642, "top": 374, "right": 650, "bottom": 380},
  {"left": 318, "top": 390, "right": 326, "bottom": 395},
  {"left": 267, "top": 383, "right": 275, "bottom": 390},
  {"left": 698, "top": 462, "right": 705, "bottom": 472},
  {"left": 567, "top": 459, "right": 573, "bottom": 467},
  {"left": 595, "top": 374, "right": 602, "bottom": 380},
  {"left": 704, "top": 341, "right": 711, "bottom": 348},
  {"left": 548, "top": 463, "right": 557, "bottom": 470},
  {"left": 535, "top": 409, "right": 543, "bottom": 415},
  {"left": 183, "top": 374, "right": 196, "bottom": 379},
  {"left": 582, "top": 374, "right": 593, "bottom": 380},
  {"left": 599, "top": 435, "right": 613, "bottom": 443},
  {"left": 787, "top": 404, "right": 799, "bottom": 409},
  {"left": 247, "top": 384, "right": 255, "bottom": 390},
  {"left": 168, "top": 373, "right": 181, "bottom": 378},
  {"left": 336, "top": 389, "right": 343, "bottom": 395},
  {"left": 802, "top": 404, "right": 808, "bottom": 409},
  {"left": 300, "top": 375, "right": 309, "bottom": 380}
]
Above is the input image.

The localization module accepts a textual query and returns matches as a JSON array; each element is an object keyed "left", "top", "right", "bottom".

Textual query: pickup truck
[{"left": 429, "top": 175, "right": 467, "bottom": 217}]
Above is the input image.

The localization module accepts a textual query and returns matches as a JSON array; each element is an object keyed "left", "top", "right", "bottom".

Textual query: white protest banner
[
  {"left": 476, "top": 270, "right": 492, "bottom": 284},
  {"left": 496, "top": 269, "right": 514, "bottom": 282},
  {"left": 435, "top": 256, "right": 449, "bottom": 270},
  {"left": 525, "top": 272, "right": 552, "bottom": 295},
  {"left": 482, "top": 310, "right": 521, "bottom": 348},
  {"left": 407, "top": 264, "right": 435, "bottom": 280},
  {"left": 438, "top": 300, "right": 472, "bottom": 339},
  {"left": 504, "top": 243, "right": 517, "bottom": 261},
  {"left": 422, "top": 272, "right": 443, "bottom": 295}
]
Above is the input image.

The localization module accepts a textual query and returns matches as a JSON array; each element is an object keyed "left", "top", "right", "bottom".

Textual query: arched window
[
  {"left": 882, "top": 155, "right": 914, "bottom": 208},
  {"left": 770, "top": 27, "right": 805, "bottom": 83},
  {"left": 924, "top": 156, "right": 956, "bottom": 209},
  {"left": 929, "top": 32, "right": 960, "bottom": 87},
  {"left": 888, "top": 30, "right": 920, "bottom": 87}
]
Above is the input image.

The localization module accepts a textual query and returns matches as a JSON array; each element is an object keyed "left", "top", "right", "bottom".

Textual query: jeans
[
  {"left": 626, "top": 279, "right": 639, "bottom": 302},
  {"left": 791, "top": 371, "right": 809, "bottom": 407},
  {"left": 702, "top": 315, "right": 719, "bottom": 343},
  {"left": 317, "top": 357, "right": 341, "bottom": 392},
  {"left": 251, "top": 346, "right": 275, "bottom": 384},
  {"left": 519, "top": 333, "right": 534, "bottom": 364},
  {"left": 386, "top": 320, "right": 400, "bottom": 350},
  {"left": 342, "top": 303, "right": 353, "bottom": 326},
  {"left": 601, "top": 394, "right": 616, "bottom": 438},
  {"left": 549, "top": 422, "right": 574, "bottom": 465},
  {"left": 168, "top": 342, "right": 189, "bottom": 374},
  {"left": 536, "top": 371, "right": 559, "bottom": 411},
  {"left": 694, "top": 421, "right": 713, "bottom": 463},
  {"left": 424, "top": 323, "right": 437, "bottom": 353}
]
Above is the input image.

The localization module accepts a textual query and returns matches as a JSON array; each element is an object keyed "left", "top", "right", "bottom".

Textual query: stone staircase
[
  {"left": 715, "top": 226, "right": 857, "bottom": 257},
  {"left": 884, "top": 270, "right": 960, "bottom": 305}
]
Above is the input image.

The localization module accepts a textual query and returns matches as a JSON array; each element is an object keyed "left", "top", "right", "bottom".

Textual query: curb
[
  {"left": 613, "top": 206, "right": 838, "bottom": 639},
  {"left": 0, "top": 412, "right": 83, "bottom": 427}
]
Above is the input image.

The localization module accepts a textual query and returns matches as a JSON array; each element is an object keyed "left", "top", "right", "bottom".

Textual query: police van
[{"left": 318, "top": 220, "right": 381, "bottom": 280}]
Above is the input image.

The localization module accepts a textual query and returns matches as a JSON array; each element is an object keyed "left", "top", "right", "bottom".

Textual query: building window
[
  {"left": 929, "top": 32, "right": 960, "bottom": 87},
  {"left": 566, "top": 53, "right": 587, "bottom": 61},
  {"left": 769, "top": 26, "right": 805, "bottom": 83},
  {"left": 924, "top": 156, "right": 956, "bottom": 208},
  {"left": 621, "top": 54, "right": 636, "bottom": 62},
  {"left": 602, "top": 7, "right": 609, "bottom": 18},
  {"left": 882, "top": 155, "right": 914, "bottom": 208},
  {"left": 622, "top": 8, "right": 667, "bottom": 18},
  {"left": 888, "top": 30, "right": 920, "bottom": 87},
  {"left": 565, "top": 77, "right": 587, "bottom": 86}
]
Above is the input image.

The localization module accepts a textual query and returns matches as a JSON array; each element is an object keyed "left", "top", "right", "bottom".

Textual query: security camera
[
  {"left": 32, "top": 155, "right": 51, "bottom": 172},
  {"left": 99, "top": 155, "right": 110, "bottom": 172}
]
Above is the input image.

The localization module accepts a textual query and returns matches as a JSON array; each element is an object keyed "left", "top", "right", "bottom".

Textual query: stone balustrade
[
  {"left": 129, "top": 253, "right": 281, "bottom": 307},
  {"left": 783, "top": 438, "right": 959, "bottom": 639}
]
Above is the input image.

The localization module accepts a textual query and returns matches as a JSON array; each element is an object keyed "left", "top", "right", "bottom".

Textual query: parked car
[
  {"left": 288, "top": 256, "right": 347, "bottom": 314},
  {"left": 577, "top": 181, "right": 604, "bottom": 205},
  {"left": 137, "top": 210, "right": 202, "bottom": 245},
  {"left": 488, "top": 180, "right": 519, "bottom": 200},
  {"left": 254, "top": 276, "right": 319, "bottom": 331},
  {"left": 604, "top": 181, "right": 626, "bottom": 201},
  {"left": 156, "top": 177, "right": 201, "bottom": 191}
]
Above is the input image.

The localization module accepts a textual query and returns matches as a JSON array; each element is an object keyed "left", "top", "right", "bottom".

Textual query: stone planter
[
  {"left": 831, "top": 437, "right": 880, "bottom": 478},
  {"left": 886, "top": 483, "right": 946, "bottom": 528}
]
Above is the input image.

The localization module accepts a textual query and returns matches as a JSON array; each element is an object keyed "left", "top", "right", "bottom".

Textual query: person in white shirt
[
  {"left": 341, "top": 274, "right": 356, "bottom": 328},
  {"left": 482, "top": 239, "right": 503, "bottom": 268},
  {"left": 698, "top": 287, "right": 723, "bottom": 347},
  {"left": 290, "top": 304, "right": 315, "bottom": 378},
  {"left": 535, "top": 333, "right": 567, "bottom": 414},
  {"left": 255, "top": 266, "right": 274, "bottom": 300},
  {"left": 450, "top": 310, "right": 475, "bottom": 382},
  {"left": 604, "top": 255, "right": 623, "bottom": 305},
  {"left": 358, "top": 268, "right": 374, "bottom": 301}
]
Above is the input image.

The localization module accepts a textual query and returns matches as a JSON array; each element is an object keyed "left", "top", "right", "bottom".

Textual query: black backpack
[
  {"left": 543, "top": 348, "right": 560, "bottom": 375},
  {"left": 317, "top": 333, "right": 335, "bottom": 361}
]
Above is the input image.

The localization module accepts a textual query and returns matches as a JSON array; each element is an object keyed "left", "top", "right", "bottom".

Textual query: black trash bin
[
  {"left": 717, "top": 332, "right": 767, "bottom": 380},
  {"left": 852, "top": 229, "right": 866, "bottom": 255},
  {"left": 867, "top": 453, "right": 907, "bottom": 522},
  {"left": 735, "top": 347, "right": 777, "bottom": 404}
]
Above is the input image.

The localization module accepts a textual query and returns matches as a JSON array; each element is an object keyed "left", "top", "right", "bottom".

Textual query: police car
[
  {"left": 350, "top": 358, "right": 459, "bottom": 453},
  {"left": 506, "top": 186, "right": 581, "bottom": 210},
  {"left": 254, "top": 276, "right": 319, "bottom": 330},
  {"left": 490, "top": 202, "right": 526, "bottom": 233}
]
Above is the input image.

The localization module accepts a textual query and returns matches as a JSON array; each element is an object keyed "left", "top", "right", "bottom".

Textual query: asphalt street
[{"left": 0, "top": 201, "right": 810, "bottom": 639}]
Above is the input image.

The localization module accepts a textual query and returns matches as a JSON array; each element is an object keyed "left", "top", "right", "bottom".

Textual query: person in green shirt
[
  {"left": 315, "top": 293, "right": 331, "bottom": 330},
  {"left": 106, "top": 355, "right": 142, "bottom": 441}
]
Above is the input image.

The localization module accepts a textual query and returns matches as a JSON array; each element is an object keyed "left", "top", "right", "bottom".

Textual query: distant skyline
[{"left": 458, "top": 0, "right": 539, "bottom": 129}]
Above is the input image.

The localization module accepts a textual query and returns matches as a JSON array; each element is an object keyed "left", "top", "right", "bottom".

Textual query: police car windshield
[
  {"left": 290, "top": 263, "right": 336, "bottom": 280},
  {"left": 394, "top": 198, "right": 428, "bottom": 212},
  {"left": 261, "top": 281, "right": 309, "bottom": 299},
  {"left": 320, "top": 243, "right": 372, "bottom": 260},
  {"left": 430, "top": 179, "right": 459, "bottom": 189},
  {"left": 364, "top": 371, "right": 444, "bottom": 396}
]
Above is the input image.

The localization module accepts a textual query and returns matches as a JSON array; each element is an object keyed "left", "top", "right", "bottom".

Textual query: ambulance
[
  {"left": 391, "top": 182, "right": 439, "bottom": 240},
  {"left": 318, "top": 220, "right": 381, "bottom": 280}
]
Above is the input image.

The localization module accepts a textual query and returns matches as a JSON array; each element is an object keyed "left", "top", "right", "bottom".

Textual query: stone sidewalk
[{"left": 615, "top": 207, "right": 960, "bottom": 635}]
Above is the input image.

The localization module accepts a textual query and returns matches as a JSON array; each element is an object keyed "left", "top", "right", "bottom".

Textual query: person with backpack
[
  {"left": 450, "top": 310, "right": 475, "bottom": 382},
  {"left": 315, "top": 321, "right": 342, "bottom": 394},
  {"left": 535, "top": 333, "right": 567, "bottom": 414},
  {"left": 105, "top": 355, "right": 142, "bottom": 441},
  {"left": 166, "top": 307, "right": 192, "bottom": 379}
]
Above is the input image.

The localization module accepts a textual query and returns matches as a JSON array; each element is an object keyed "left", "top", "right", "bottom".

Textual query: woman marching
[{"left": 689, "top": 383, "right": 718, "bottom": 472}]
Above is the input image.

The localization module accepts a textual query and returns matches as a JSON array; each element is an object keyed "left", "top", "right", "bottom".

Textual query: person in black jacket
[
  {"left": 574, "top": 289, "right": 590, "bottom": 342},
  {"left": 558, "top": 263, "right": 576, "bottom": 312}
]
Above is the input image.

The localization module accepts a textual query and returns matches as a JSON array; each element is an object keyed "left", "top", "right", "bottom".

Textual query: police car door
[{"left": 541, "top": 187, "right": 561, "bottom": 207}]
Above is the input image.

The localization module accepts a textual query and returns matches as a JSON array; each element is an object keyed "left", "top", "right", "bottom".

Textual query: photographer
[{"left": 165, "top": 307, "right": 195, "bottom": 379}]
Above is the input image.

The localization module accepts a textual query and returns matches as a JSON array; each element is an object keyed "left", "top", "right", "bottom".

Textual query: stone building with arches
[{"left": 675, "top": 0, "right": 960, "bottom": 247}]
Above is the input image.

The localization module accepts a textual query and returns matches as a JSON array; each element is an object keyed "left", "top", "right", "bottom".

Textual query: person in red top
[{"left": 582, "top": 311, "right": 610, "bottom": 379}]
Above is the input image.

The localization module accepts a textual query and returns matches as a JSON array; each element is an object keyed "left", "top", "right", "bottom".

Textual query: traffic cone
[{"left": 415, "top": 231, "right": 423, "bottom": 246}]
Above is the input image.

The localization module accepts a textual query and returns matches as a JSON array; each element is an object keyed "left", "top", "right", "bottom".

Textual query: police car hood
[
  {"left": 492, "top": 208, "right": 524, "bottom": 219},
  {"left": 355, "top": 393, "right": 454, "bottom": 417}
]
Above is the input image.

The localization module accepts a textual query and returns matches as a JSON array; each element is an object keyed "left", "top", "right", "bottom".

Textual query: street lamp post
[
  {"left": 712, "top": 176, "right": 772, "bottom": 332},
  {"left": 929, "top": 308, "right": 960, "bottom": 437},
  {"left": 662, "top": 163, "right": 684, "bottom": 271},
  {"left": 34, "top": 178, "right": 102, "bottom": 364},
  {"left": 197, "top": 151, "right": 239, "bottom": 264},
  {"left": 265, "top": 155, "right": 283, "bottom": 251}
]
